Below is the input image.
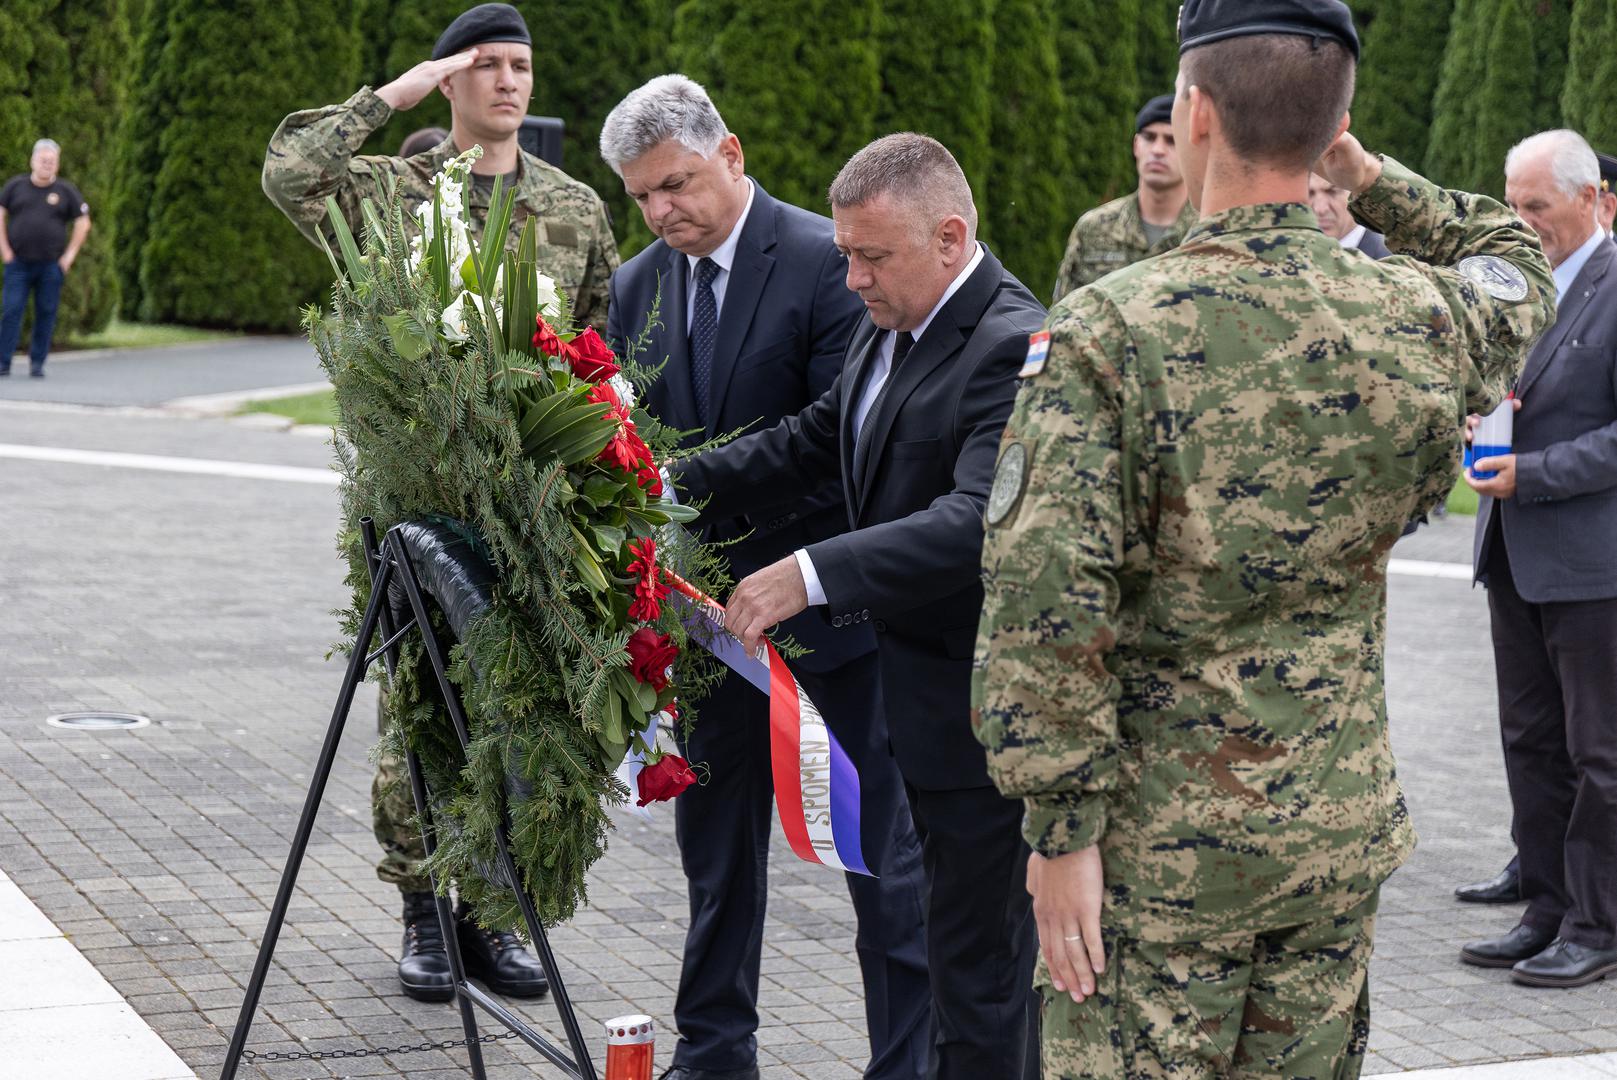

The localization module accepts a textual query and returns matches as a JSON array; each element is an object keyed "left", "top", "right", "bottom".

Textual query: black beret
[
  {"left": 1598, "top": 151, "right": 1617, "bottom": 194},
  {"left": 1135, "top": 94, "right": 1174, "bottom": 133},
  {"left": 432, "top": 3, "right": 531, "bottom": 61},
  {"left": 1179, "top": 0, "right": 1360, "bottom": 62}
]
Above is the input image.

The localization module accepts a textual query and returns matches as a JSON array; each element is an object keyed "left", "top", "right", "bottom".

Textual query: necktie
[
  {"left": 691, "top": 257, "right": 720, "bottom": 427},
  {"left": 853, "top": 330, "right": 914, "bottom": 477}
]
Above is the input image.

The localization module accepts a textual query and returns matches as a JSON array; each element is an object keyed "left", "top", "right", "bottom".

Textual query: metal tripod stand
[{"left": 218, "top": 518, "right": 598, "bottom": 1079}]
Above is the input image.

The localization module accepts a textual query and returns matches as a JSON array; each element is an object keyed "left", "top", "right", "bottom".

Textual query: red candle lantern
[{"left": 604, "top": 1014, "right": 655, "bottom": 1080}]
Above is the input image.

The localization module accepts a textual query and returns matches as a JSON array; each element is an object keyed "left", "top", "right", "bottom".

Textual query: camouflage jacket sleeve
[
  {"left": 1051, "top": 219, "right": 1083, "bottom": 304},
  {"left": 263, "top": 88, "right": 395, "bottom": 249},
  {"left": 573, "top": 199, "right": 619, "bottom": 334},
  {"left": 972, "top": 294, "right": 1130, "bottom": 857},
  {"left": 1351, "top": 156, "right": 1555, "bottom": 414}
]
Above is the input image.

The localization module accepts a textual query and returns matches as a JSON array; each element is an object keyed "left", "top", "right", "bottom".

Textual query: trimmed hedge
[
  {"left": 1564, "top": 0, "right": 1617, "bottom": 152},
  {"left": 1353, "top": 0, "right": 1455, "bottom": 169}
]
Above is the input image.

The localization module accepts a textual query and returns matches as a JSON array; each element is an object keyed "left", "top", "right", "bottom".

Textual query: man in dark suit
[
  {"left": 1459, "top": 129, "right": 1617, "bottom": 989},
  {"left": 600, "top": 77, "right": 931, "bottom": 1080},
  {"left": 1309, "top": 170, "right": 1390, "bottom": 257},
  {"left": 672, "top": 132, "right": 1047, "bottom": 1079}
]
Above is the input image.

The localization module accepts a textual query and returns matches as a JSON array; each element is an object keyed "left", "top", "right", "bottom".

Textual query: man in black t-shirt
[{"left": 0, "top": 139, "right": 91, "bottom": 376}]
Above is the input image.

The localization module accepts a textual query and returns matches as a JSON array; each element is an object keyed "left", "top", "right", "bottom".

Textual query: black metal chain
[{"left": 242, "top": 1028, "right": 521, "bottom": 1063}]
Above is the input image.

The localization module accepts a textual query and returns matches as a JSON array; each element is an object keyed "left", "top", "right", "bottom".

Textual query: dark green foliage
[
  {"left": 1564, "top": 0, "right": 1617, "bottom": 150},
  {"left": 670, "top": 0, "right": 881, "bottom": 213},
  {"left": 987, "top": 0, "right": 1071, "bottom": 292},
  {"left": 1426, "top": 0, "right": 1490, "bottom": 185},
  {"left": 0, "top": 0, "right": 129, "bottom": 339},
  {"left": 1353, "top": 0, "right": 1455, "bottom": 168},
  {"left": 1471, "top": 0, "right": 1541, "bottom": 198},
  {"left": 1528, "top": 0, "right": 1573, "bottom": 133},
  {"left": 135, "top": 0, "right": 363, "bottom": 328},
  {"left": 1134, "top": 0, "right": 1182, "bottom": 99},
  {"left": 875, "top": 0, "right": 995, "bottom": 199},
  {"left": 113, "top": 0, "right": 174, "bottom": 320},
  {"left": 1055, "top": 0, "right": 1142, "bottom": 226}
]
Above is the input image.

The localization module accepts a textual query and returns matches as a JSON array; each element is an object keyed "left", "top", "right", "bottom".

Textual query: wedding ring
[{"left": 1064, "top": 933, "right": 1084, "bottom": 942}]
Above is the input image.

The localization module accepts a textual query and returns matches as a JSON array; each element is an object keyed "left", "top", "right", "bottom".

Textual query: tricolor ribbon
[{"left": 663, "top": 572, "right": 871, "bottom": 877}]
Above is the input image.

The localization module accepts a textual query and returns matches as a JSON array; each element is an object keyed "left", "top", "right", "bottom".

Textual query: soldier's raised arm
[
  {"left": 1322, "top": 131, "right": 1556, "bottom": 413},
  {"left": 262, "top": 51, "right": 478, "bottom": 247}
]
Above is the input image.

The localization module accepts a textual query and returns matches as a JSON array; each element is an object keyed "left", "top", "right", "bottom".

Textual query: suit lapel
[
  {"left": 852, "top": 248, "right": 1004, "bottom": 520},
  {"left": 704, "top": 187, "right": 778, "bottom": 437},
  {"left": 655, "top": 245, "right": 701, "bottom": 436},
  {"left": 1517, "top": 240, "right": 1614, "bottom": 399}
]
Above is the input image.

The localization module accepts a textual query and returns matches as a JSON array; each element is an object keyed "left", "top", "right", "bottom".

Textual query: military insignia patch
[
  {"left": 986, "top": 441, "right": 1029, "bottom": 526},
  {"left": 1457, "top": 255, "right": 1529, "bottom": 302},
  {"left": 1020, "top": 331, "right": 1051, "bottom": 379},
  {"left": 45, "top": 192, "right": 59, "bottom": 206}
]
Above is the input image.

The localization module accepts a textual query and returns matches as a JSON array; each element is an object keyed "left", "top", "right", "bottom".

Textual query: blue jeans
[{"left": 0, "top": 259, "right": 65, "bottom": 372}]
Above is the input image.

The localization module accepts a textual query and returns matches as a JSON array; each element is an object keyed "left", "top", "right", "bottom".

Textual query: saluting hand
[
  {"left": 1314, "top": 122, "right": 1383, "bottom": 197},
  {"left": 724, "top": 556, "right": 809, "bottom": 654},
  {"left": 376, "top": 49, "right": 479, "bottom": 111}
]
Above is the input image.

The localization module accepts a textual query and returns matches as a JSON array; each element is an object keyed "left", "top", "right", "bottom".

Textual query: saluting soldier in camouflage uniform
[
  {"left": 973, "top": 1, "right": 1554, "bottom": 1076},
  {"left": 264, "top": 4, "right": 601, "bottom": 1004},
  {"left": 263, "top": 3, "right": 617, "bottom": 332},
  {"left": 1050, "top": 93, "right": 1197, "bottom": 304}
]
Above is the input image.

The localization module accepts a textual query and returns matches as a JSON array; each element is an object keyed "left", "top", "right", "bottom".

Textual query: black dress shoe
[
  {"left": 1455, "top": 865, "right": 1521, "bottom": 904},
  {"left": 455, "top": 903, "right": 549, "bottom": 998},
  {"left": 1512, "top": 938, "right": 1617, "bottom": 988},
  {"left": 658, "top": 1066, "right": 761, "bottom": 1080},
  {"left": 1460, "top": 923, "right": 1557, "bottom": 968},
  {"left": 397, "top": 891, "right": 455, "bottom": 1002}
]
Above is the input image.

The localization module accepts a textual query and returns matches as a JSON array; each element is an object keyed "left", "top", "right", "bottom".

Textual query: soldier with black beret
[
  {"left": 264, "top": 1, "right": 620, "bottom": 1006},
  {"left": 1597, "top": 151, "right": 1617, "bottom": 236},
  {"left": 1049, "top": 92, "right": 1196, "bottom": 303}
]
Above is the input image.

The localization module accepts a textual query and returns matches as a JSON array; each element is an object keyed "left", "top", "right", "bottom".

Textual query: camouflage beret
[
  {"left": 1179, "top": 0, "right": 1360, "bottom": 62},
  {"left": 432, "top": 3, "right": 531, "bottom": 61}
]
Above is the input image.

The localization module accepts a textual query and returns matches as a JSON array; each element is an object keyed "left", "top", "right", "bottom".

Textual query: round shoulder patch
[
  {"left": 986, "top": 441, "right": 1029, "bottom": 526},
  {"left": 1456, "top": 255, "right": 1529, "bottom": 302}
]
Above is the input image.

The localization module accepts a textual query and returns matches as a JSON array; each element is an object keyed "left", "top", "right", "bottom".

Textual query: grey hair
[
  {"left": 32, "top": 138, "right": 60, "bottom": 156},
  {"left": 1507, "top": 129, "right": 1599, "bottom": 200},
  {"left": 600, "top": 74, "right": 729, "bottom": 174},
  {"left": 828, "top": 133, "right": 978, "bottom": 243}
]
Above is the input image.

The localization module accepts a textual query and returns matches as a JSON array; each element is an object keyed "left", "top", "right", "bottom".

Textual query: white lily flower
[
  {"left": 535, "top": 272, "right": 561, "bottom": 320},
  {"left": 440, "top": 291, "right": 472, "bottom": 342}
]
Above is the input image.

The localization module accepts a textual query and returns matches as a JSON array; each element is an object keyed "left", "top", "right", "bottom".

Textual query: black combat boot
[
  {"left": 455, "top": 901, "right": 549, "bottom": 998},
  {"left": 398, "top": 891, "right": 455, "bottom": 1002}
]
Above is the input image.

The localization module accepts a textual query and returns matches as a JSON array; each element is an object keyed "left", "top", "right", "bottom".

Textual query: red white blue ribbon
[{"left": 666, "top": 576, "right": 871, "bottom": 876}]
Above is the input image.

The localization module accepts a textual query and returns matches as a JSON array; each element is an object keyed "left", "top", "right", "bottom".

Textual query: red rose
[
  {"left": 569, "top": 327, "right": 621, "bottom": 382},
  {"left": 532, "top": 315, "right": 577, "bottom": 361},
  {"left": 625, "top": 627, "right": 678, "bottom": 691},
  {"left": 636, "top": 752, "right": 696, "bottom": 806}
]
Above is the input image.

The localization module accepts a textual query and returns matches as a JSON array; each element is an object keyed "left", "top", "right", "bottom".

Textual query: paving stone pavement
[{"left": 1, "top": 401, "right": 1613, "bottom": 1079}]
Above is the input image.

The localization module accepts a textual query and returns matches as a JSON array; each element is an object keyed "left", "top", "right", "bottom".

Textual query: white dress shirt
[
  {"left": 685, "top": 178, "right": 756, "bottom": 331},
  {"left": 1340, "top": 223, "right": 1368, "bottom": 251},
  {"left": 1553, "top": 226, "right": 1606, "bottom": 306},
  {"left": 794, "top": 243, "right": 987, "bottom": 606}
]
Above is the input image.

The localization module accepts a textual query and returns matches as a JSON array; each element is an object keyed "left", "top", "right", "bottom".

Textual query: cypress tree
[
  {"left": 1135, "top": 0, "right": 1181, "bottom": 99},
  {"left": 1527, "top": 0, "right": 1573, "bottom": 134},
  {"left": 874, "top": 0, "right": 995, "bottom": 200},
  {"left": 112, "top": 0, "right": 176, "bottom": 320},
  {"left": 1055, "top": 0, "right": 1142, "bottom": 225},
  {"left": 1563, "top": 0, "right": 1617, "bottom": 150},
  {"left": 137, "top": 0, "right": 363, "bottom": 329},
  {"left": 670, "top": 0, "right": 881, "bottom": 214},
  {"left": 986, "top": 0, "right": 1070, "bottom": 292},
  {"left": 1352, "top": 0, "right": 1455, "bottom": 168},
  {"left": 1426, "top": 0, "right": 1489, "bottom": 186},
  {"left": 1470, "top": 0, "right": 1539, "bottom": 198}
]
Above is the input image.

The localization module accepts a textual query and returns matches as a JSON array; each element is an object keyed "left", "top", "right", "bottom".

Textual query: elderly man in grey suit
[{"left": 1458, "top": 129, "right": 1617, "bottom": 989}]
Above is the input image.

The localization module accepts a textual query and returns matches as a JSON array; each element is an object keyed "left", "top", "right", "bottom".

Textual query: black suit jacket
[
  {"left": 1475, "top": 237, "right": 1617, "bottom": 602},
  {"left": 1351, "top": 229, "right": 1391, "bottom": 260},
  {"left": 607, "top": 182, "right": 871, "bottom": 673},
  {"left": 675, "top": 246, "right": 1047, "bottom": 788}
]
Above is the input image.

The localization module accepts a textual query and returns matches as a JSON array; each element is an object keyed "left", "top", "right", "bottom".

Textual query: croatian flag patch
[{"left": 1020, "top": 331, "right": 1051, "bottom": 378}]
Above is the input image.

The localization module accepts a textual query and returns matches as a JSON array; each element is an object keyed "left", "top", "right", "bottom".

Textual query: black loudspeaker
[{"left": 519, "top": 116, "right": 565, "bottom": 168}]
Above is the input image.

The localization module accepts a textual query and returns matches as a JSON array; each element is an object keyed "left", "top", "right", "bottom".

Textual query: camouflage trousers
[
  {"left": 1041, "top": 891, "right": 1377, "bottom": 1080},
  {"left": 372, "top": 694, "right": 430, "bottom": 893}
]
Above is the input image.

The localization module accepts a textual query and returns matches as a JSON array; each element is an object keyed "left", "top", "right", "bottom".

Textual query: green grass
[
  {"left": 56, "top": 317, "right": 240, "bottom": 351},
  {"left": 241, "top": 388, "right": 338, "bottom": 427},
  {"left": 1446, "top": 475, "right": 1479, "bottom": 516}
]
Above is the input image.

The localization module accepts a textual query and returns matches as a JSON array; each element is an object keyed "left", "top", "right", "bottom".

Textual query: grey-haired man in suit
[{"left": 1459, "top": 129, "right": 1617, "bottom": 989}]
